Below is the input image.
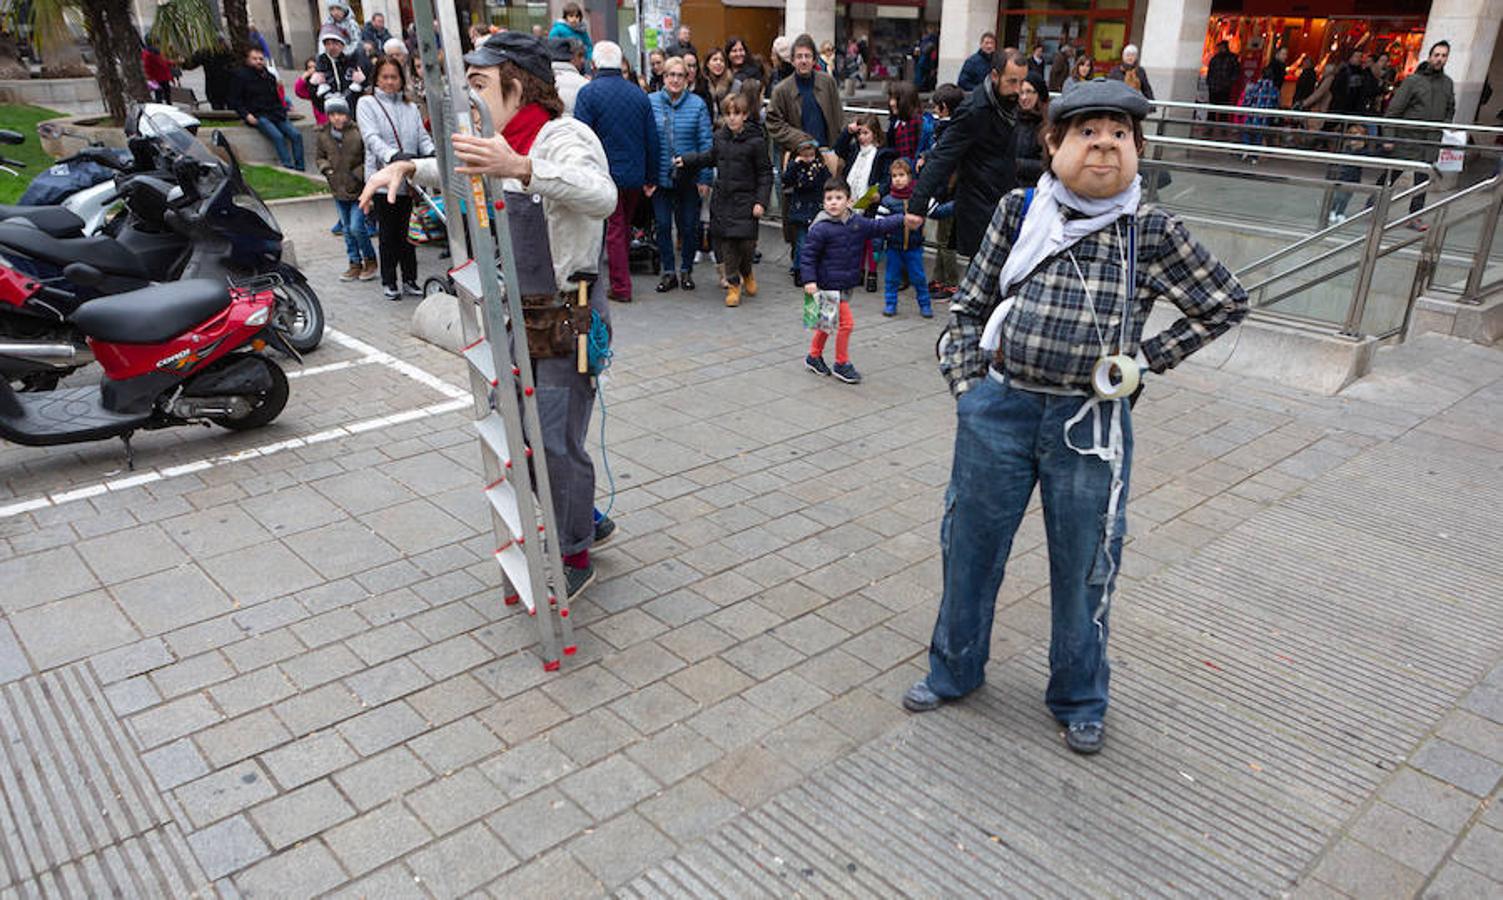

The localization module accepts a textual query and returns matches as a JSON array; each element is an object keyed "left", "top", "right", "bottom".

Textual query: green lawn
[
  {"left": 0, "top": 104, "right": 65, "bottom": 204},
  {"left": 242, "top": 163, "right": 328, "bottom": 200},
  {"left": 0, "top": 103, "right": 324, "bottom": 204}
]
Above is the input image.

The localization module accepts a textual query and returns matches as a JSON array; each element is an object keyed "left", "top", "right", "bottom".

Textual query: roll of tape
[{"left": 1091, "top": 354, "right": 1140, "bottom": 400}]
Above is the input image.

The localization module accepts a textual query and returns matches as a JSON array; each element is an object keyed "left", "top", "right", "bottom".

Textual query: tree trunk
[
  {"left": 0, "top": 34, "right": 30, "bottom": 80},
  {"left": 222, "top": 0, "right": 251, "bottom": 59},
  {"left": 102, "top": 0, "right": 149, "bottom": 104},
  {"left": 83, "top": 0, "right": 149, "bottom": 122}
]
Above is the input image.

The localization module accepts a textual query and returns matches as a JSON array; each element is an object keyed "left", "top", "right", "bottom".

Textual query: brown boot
[
  {"left": 359, "top": 259, "right": 379, "bottom": 281},
  {"left": 743, "top": 270, "right": 758, "bottom": 297},
  {"left": 724, "top": 281, "right": 741, "bottom": 307},
  {"left": 339, "top": 263, "right": 362, "bottom": 282}
]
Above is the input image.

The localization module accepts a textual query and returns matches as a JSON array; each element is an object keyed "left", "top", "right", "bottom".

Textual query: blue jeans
[
  {"left": 253, "top": 116, "right": 304, "bottom": 169},
  {"left": 651, "top": 185, "right": 701, "bottom": 274},
  {"left": 925, "top": 374, "right": 1133, "bottom": 724},
  {"left": 334, "top": 199, "right": 376, "bottom": 263},
  {"left": 884, "top": 245, "right": 932, "bottom": 312},
  {"left": 789, "top": 223, "right": 809, "bottom": 276}
]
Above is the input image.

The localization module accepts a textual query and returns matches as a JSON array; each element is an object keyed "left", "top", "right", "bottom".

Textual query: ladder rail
[
  {"left": 464, "top": 89, "right": 577, "bottom": 653},
  {"left": 408, "top": 0, "right": 574, "bottom": 666}
]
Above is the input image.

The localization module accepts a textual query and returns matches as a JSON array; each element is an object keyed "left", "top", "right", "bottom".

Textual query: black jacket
[
  {"left": 313, "top": 47, "right": 373, "bottom": 114},
  {"left": 678, "top": 124, "right": 772, "bottom": 241},
  {"left": 1013, "top": 108, "right": 1045, "bottom": 188},
  {"left": 910, "top": 76, "right": 1018, "bottom": 257},
  {"left": 228, "top": 65, "right": 285, "bottom": 121},
  {"left": 1331, "top": 63, "right": 1378, "bottom": 114},
  {"left": 1206, "top": 49, "right": 1240, "bottom": 97}
]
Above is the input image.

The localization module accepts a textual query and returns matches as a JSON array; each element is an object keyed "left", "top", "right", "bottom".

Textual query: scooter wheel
[
  {"left": 421, "top": 276, "right": 450, "bottom": 298},
  {"left": 274, "top": 278, "right": 325, "bottom": 353},
  {"left": 212, "top": 356, "right": 289, "bottom": 431}
]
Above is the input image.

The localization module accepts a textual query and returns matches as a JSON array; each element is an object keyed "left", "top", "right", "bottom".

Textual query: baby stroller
[{"left": 628, "top": 195, "right": 661, "bottom": 275}]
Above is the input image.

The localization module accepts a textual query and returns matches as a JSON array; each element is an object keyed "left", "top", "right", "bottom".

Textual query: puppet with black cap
[
  {"left": 360, "top": 31, "right": 619, "bottom": 599},
  {"left": 902, "top": 79, "right": 1249, "bottom": 755}
]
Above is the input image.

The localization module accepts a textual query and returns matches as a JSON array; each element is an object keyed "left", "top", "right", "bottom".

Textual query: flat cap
[
  {"left": 1048, "top": 77, "right": 1152, "bottom": 123},
  {"left": 464, "top": 31, "right": 555, "bottom": 85}
]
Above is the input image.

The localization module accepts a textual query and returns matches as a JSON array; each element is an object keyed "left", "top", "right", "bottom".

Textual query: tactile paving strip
[{"left": 0, "top": 665, "right": 208, "bottom": 896}]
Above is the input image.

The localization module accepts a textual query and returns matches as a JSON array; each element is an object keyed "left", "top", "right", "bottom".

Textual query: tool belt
[{"left": 521, "top": 291, "right": 591, "bottom": 360}]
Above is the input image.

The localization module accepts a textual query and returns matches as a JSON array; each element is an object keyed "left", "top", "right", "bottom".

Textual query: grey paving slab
[
  {"left": 2, "top": 222, "right": 1502, "bottom": 898},
  {"left": 248, "top": 778, "right": 355, "bottom": 850},
  {"left": 10, "top": 590, "right": 140, "bottom": 669}
]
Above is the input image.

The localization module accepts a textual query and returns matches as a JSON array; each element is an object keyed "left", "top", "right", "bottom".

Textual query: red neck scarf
[{"left": 502, "top": 103, "right": 552, "bottom": 155}]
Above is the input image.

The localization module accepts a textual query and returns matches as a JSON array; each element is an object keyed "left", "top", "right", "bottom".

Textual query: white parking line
[
  {"left": 0, "top": 398, "right": 471, "bottom": 520},
  {"left": 284, "top": 356, "right": 383, "bottom": 379},
  {"left": 324, "top": 328, "right": 469, "bottom": 400},
  {"left": 0, "top": 330, "right": 475, "bottom": 520}
]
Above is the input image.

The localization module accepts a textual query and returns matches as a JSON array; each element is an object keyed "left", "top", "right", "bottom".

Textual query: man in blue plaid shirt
[{"left": 903, "top": 80, "right": 1247, "bottom": 755}]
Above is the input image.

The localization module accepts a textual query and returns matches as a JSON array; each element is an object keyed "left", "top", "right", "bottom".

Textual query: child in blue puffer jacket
[{"left": 801, "top": 177, "right": 905, "bottom": 385}]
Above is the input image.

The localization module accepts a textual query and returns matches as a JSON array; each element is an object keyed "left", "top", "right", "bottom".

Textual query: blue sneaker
[
  {"left": 330, "top": 221, "right": 343, "bottom": 235},
  {"left": 919, "top": 304, "right": 934, "bottom": 318},
  {"left": 805, "top": 355, "right": 831, "bottom": 376},
  {"left": 882, "top": 302, "right": 897, "bottom": 317},
  {"left": 1064, "top": 721, "right": 1106, "bottom": 755},
  {"left": 831, "top": 362, "right": 862, "bottom": 384},
  {"left": 902, "top": 680, "right": 943, "bottom": 712}
]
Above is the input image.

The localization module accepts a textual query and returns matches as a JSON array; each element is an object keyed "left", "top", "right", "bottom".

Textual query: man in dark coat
[
  {"left": 361, "top": 13, "right": 392, "bottom": 48},
  {"left": 1330, "top": 49, "right": 1378, "bottom": 115},
  {"left": 574, "top": 40, "right": 660, "bottom": 302},
  {"left": 1382, "top": 41, "right": 1457, "bottom": 218},
  {"left": 957, "top": 32, "right": 996, "bottom": 92},
  {"left": 228, "top": 46, "right": 305, "bottom": 170},
  {"left": 907, "top": 50, "right": 1025, "bottom": 258}
]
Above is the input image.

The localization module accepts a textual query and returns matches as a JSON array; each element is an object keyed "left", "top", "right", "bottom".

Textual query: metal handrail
[
  {"left": 1146, "top": 133, "right": 1432, "bottom": 171},
  {"left": 1148, "top": 98, "right": 1503, "bottom": 137},
  {"left": 1236, "top": 180, "right": 1432, "bottom": 279},
  {"left": 1241, "top": 173, "right": 1500, "bottom": 288}
]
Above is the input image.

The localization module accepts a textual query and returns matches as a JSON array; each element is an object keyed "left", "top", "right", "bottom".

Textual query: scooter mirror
[
  {"left": 63, "top": 262, "right": 104, "bottom": 288},
  {"left": 0, "top": 130, "right": 23, "bottom": 145}
]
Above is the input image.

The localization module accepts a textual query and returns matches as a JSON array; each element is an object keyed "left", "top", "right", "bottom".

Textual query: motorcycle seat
[
  {"left": 0, "top": 205, "right": 86, "bottom": 238},
  {"left": 71, "top": 279, "right": 229, "bottom": 344},
  {"left": 0, "top": 222, "right": 148, "bottom": 280}
]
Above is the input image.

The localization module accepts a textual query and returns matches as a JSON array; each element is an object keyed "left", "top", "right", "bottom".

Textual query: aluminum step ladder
[{"left": 411, "top": 0, "right": 576, "bottom": 670}]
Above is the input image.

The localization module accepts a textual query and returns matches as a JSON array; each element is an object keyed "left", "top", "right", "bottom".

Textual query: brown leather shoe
[
  {"left": 359, "top": 259, "right": 379, "bottom": 281},
  {"left": 339, "top": 263, "right": 362, "bottom": 282}
]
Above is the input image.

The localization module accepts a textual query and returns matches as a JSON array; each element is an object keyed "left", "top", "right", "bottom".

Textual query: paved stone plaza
[{"left": 0, "top": 205, "right": 1501, "bottom": 898}]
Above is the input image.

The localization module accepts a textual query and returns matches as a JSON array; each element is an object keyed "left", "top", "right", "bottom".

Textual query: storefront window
[
  {"left": 1202, "top": 13, "right": 1427, "bottom": 105},
  {"left": 1000, "top": 0, "right": 1133, "bottom": 66}
]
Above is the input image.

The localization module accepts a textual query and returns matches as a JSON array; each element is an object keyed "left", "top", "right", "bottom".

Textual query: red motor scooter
[{"left": 0, "top": 275, "right": 294, "bottom": 464}]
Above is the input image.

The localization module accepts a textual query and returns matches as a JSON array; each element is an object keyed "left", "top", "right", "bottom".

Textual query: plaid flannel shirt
[{"left": 940, "top": 189, "right": 1249, "bottom": 396}]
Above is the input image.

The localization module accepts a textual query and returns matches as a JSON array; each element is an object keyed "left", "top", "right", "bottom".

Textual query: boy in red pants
[{"left": 801, "top": 177, "right": 905, "bottom": 384}]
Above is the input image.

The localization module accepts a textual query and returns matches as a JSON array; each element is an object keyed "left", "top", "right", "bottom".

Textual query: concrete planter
[
  {"left": 36, "top": 111, "right": 318, "bottom": 174},
  {"left": 0, "top": 77, "right": 104, "bottom": 116}
]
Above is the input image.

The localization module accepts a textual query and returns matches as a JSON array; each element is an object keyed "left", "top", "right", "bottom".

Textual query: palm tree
[{"left": 148, "top": 0, "right": 220, "bottom": 63}]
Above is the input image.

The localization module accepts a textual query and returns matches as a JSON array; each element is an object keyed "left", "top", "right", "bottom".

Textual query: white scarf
[
  {"left": 979, "top": 171, "right": 1141, "bottom": 352},
  {"left": 848, "top": 144, "right": 877, "bottom": 201}
]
